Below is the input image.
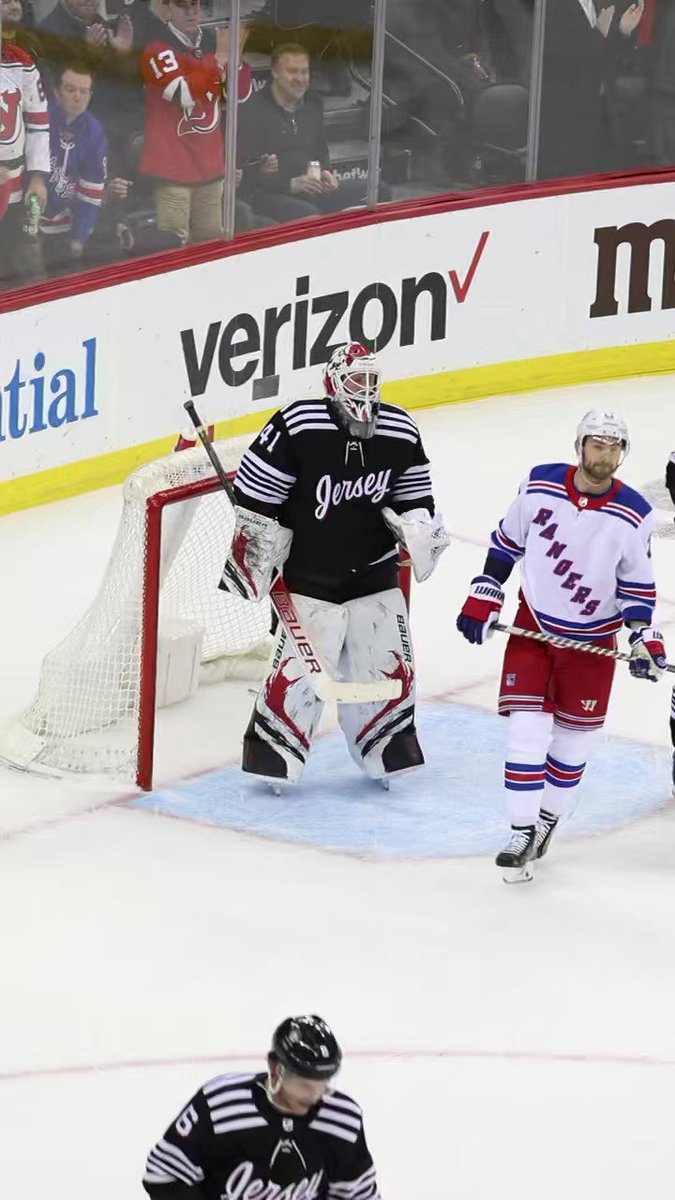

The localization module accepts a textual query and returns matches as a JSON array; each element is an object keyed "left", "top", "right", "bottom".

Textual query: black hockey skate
[
  {"left": 534, "top": 809, "right": 559, "bottom": 861},
  {"left": 495, "top": 824, "right": 537, "bottom": 883}
]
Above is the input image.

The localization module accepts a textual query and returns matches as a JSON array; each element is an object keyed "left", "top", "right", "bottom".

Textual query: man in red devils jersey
[
  {"left": 142, "top": 1015, "right": 381, "bottom": 1199},
  {"left": 221, "top": 342, "right": 450, "bottom": 787},
  {"left": 457, "top": 409, "right": 664, "bottom": 881},
  {"left": 140, "top": 0, "right": 252, "bottom": 243}
]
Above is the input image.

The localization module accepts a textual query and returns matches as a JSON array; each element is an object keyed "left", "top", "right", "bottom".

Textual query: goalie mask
[
  {"left": 575, "top": 409, "right": 630, "bottom": 465},
  {"left": 324, "top": 342, "right": 381, "bottom": 439}
]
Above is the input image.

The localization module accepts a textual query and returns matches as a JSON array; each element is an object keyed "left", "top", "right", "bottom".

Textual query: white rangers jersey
[
  {"left": 143, "top": 1071, "right": 381, "bottom": 1200},
  {"left": 0, "top": 42, "right": 49, "bottom": 207},
  {"left": 490, "top": 463, "right": 656, "bottom": 641}
]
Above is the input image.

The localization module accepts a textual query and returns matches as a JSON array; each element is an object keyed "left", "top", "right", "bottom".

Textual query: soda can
[{"left": 23, "top": 193, "right": 41, "bottom": 238}]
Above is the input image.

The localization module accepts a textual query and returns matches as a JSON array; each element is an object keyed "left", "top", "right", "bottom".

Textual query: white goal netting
[
  {"left": 639, "top": 479, "right": 675, "bottom": 538},
  {"left": 0, "top": 437, "right": 272, "bottom": 782}
]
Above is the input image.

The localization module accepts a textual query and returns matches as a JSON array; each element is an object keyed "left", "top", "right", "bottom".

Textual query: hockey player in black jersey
[
  {"left": 143, "top": 1014, "right": 381, "bottom": 1199},
  {"left": 221, "top": 342, "right": 450, "bottom": 785}
]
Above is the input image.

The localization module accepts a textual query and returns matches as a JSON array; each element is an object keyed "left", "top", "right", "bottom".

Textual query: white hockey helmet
[
  {"left": 323, "top": 342, "right": 381, "bottom": 439},
  {"left": 575, "top": 409, "right": 630, "bottom": 464}
]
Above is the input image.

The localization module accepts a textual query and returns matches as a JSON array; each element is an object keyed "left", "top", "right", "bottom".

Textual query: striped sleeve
[
  {"left": 616, "top": 513, "right": 657, "bottom": 626},
  {"left": 142, "top": 1089, "right": 208, "bottom": 1198},
  {"left": 388, "top": 462, "right": 433, "bottom": 507},
  {"left": 143, "top": 1073, "right": 267, "bottom": 1198},
  {"left": 233, "top": 412, "right": 297, "bottom": 515},
  {"left": 385, "top": 409, "right": 435, "bottom": 516},
  {"left": 311, "top": 1092, "right": 381, "bottom": 1199},
  {"left": 21, "top": 58, "right": 49, "bottom": 174},
  {"left": 489, "top": 478, "right": 529, "bottom": 565},
  {"left": 71, "top": 120, "right": 108, "bottom": 243}
]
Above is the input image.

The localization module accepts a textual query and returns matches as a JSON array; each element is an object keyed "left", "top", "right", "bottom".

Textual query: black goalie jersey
[
  {"left": 142, "top": 1070, "right": 381, "bottom": 1200},
  {"left": 232, "top": 398, "right": 435, "bottom": 602}
]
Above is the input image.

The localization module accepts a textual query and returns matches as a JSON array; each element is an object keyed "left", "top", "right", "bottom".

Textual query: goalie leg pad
[
  {"left": 244, "top": 594, "right": 348, "bottom": 783},
  {"left": 242, "top": 713, "right": 290, "bottom": 780},
  {"left": 382, "top": 725, "right": 424, "bottom": 772},
  {"left": 338, "top": 587, "right": 420, "bottom": 779}
]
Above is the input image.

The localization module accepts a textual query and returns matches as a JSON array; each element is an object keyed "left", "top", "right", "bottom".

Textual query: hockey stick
[
  {"left": 183, "top": 401, "right": 402, "bottom": 704},
  {"left": 493, "top": 622, "right": 675, "bottom": 674}
]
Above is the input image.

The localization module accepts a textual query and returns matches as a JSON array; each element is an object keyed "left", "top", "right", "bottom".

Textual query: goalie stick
[
  {"left": 493, "top": 622, "right": 675, "bottom": 674},
  {"left": 183, "top": 401, "right": 403, "bottom": 705}
]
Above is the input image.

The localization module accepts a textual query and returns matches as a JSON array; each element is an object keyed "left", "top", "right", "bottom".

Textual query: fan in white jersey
[
  {"left": 220, "top": 342, "right": 450, "bottom": 787},
  {"left": 142, "top": 1015, "right": 381, "bottom": 1199},
  {"left": 457, "top": 410, "right": 666, "bottom": 881}
]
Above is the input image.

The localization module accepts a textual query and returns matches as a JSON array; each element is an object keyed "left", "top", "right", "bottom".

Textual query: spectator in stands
[
  {"left": 139, "top": 0, "right": 252, "bottom": 244},
  {"left": 104, "top": 0, "right": 170, "bottom": 51},
  {"left": 34, "top": 0, "right": 139, "bottom": 177},
  {"left": 538, "top": 0, "right": 644, "bottom": 178},
  {"left": 237, "top": 43, "right": 366, "bottom": 223},
  {"left": 40, "top": 62, "right": 107, "bottom": 270},
  {"left": 38, "top": 0, "right": 133, "bottom": 61},
  {"left": 650, "top": 0, "right": 675, "bottom": 163},
  {"left": 0, "top": 27, "right": 49, "bottom": 283}
]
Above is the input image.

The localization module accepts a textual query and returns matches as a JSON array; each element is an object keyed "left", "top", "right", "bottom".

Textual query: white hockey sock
[
  {"left": 504, "top": 710, "right": 553, "bottom": 826},
  {"left": 542, "top": 726, "right": 598, "bottom": 819}
]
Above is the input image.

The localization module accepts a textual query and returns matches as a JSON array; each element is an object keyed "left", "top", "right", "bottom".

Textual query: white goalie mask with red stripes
[{"left": 323, "top": 342, "right": 381, "bottom": 439}]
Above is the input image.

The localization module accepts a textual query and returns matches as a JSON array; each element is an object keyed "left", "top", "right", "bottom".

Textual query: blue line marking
[{"left": 130, "top": 703, "right": 671, "bottom": 859}]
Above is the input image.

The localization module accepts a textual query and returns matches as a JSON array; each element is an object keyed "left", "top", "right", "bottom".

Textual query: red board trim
[{"left": 3, "top": 165, "right": 675, "bottom": 317}]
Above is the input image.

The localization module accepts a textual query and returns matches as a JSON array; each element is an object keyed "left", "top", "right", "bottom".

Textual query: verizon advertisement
[{"left": 2, "top": 177, "right": 675, "bottom": 490}]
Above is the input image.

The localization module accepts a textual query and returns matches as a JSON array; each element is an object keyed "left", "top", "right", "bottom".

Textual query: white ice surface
[{"left": 2, "top": 376, "right": 675, "bottom": 1198}]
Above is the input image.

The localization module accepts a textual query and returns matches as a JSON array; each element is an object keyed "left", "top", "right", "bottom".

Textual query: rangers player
[
  {"left": 221, "top": 342, "right": 450, "bottom": 786},
  {"left": 143, "top": 1014, "right": 381, "bottom": 1198},
  {"left": 457, "top": 410, "right": 665, "bottom": 880}
]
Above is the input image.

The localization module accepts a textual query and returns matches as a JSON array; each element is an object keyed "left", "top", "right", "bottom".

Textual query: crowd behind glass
[{"left": 0, "top": 0, "right": 673, "bottom": 290}]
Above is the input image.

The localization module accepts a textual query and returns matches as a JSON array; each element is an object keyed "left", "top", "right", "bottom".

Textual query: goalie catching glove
[
  {"left": 220, "top": 506, "right": 292, "bottom": 601},
  {"left": 628, "top": 626, "right": 667, "bottom": 682},
  {"left": 457, "top": 575, "right": 505, "bottom": 644},
  {"left": 381, "top": 506, "right": 451, "bottom": 582}
]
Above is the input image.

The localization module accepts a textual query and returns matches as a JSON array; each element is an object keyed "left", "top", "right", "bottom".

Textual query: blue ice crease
[{"left": 130, "top": 703, "right": 671, "bottom": 859}]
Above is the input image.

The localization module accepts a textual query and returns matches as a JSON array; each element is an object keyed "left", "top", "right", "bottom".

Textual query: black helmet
[{"left": 269, "top": 1015, "right": 342, "bottom": 1080}]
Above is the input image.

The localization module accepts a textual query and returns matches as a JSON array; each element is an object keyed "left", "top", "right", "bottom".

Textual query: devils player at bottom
[
  {"left": 142, "top": 1015, "right": 381, "bottom": 1198},
  {"left": 457, "top": 410, "right": 665, "bottom": 881},
  {"left": 221, "top": 342, "right": 449, "bottom": 785}
]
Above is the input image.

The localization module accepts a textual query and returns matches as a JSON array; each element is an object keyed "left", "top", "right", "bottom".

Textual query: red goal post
[{"left": 1, "top": 440, "right": 412, "bottom": 792}]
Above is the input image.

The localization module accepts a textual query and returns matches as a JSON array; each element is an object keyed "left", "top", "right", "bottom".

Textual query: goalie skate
[{"left": 496, "top": 825, "right": 537, "bottom": 884}]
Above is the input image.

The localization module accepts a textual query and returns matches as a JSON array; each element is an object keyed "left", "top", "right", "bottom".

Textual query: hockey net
[{"left": 0, "top": 437, "right": 272, "bottom": 789}]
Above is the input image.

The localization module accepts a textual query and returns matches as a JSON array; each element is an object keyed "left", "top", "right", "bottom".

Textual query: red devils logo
[
  {"left": 177, "top": 97, "right": 219, "bottom": 137},
  {"left": 0, "top": 90, "right": 22, "bottom": 144}
]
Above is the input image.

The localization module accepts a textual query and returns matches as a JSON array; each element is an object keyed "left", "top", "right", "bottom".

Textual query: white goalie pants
[{"left": 243, "top": 588, "right": 420, "bottom": 783}]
